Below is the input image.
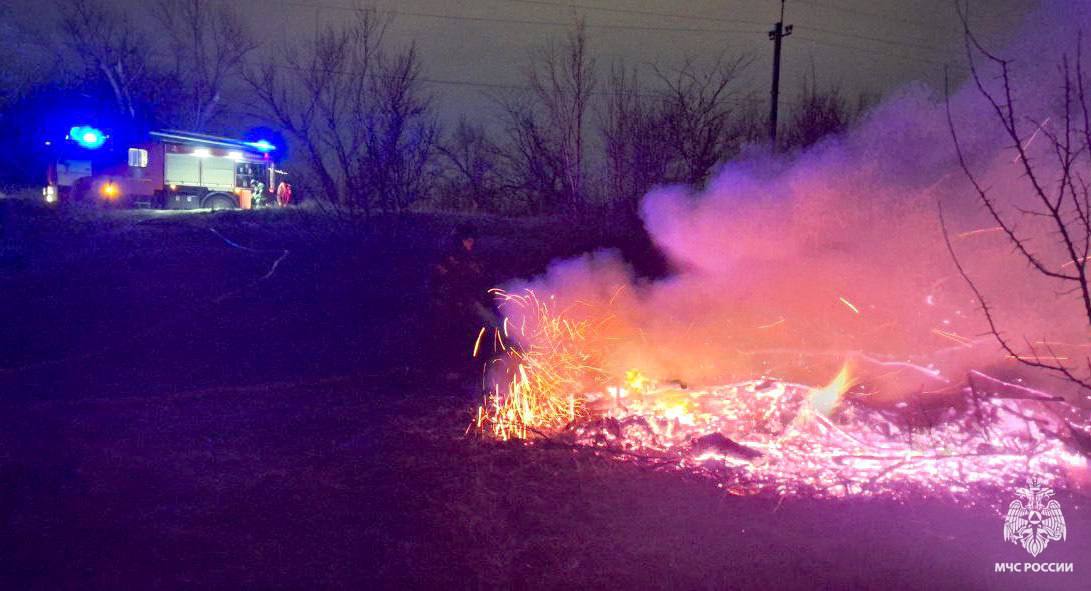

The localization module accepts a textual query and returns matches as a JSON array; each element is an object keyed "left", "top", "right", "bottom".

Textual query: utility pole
[{"left": 768, "top": 0, "right": 793, "bottom": 147}]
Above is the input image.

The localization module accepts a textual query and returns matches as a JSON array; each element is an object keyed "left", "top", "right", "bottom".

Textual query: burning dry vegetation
[
  {"left": 470, "top": 5, "right": 1091, "bottom": 503},
  {"left": 472, "top": 289, "right": 1088, "bottom": 502}
]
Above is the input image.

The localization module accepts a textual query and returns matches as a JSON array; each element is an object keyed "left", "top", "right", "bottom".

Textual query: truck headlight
[{"left": 43, "top": 185, "right": 57, "bottom": 203}]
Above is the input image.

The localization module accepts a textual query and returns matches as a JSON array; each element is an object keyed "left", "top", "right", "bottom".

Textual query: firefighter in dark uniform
[{"left": 429, "top": 223, "right": 496, "bottom": 380}]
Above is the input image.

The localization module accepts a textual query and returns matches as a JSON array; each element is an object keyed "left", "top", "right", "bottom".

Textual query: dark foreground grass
[
  {"left": 1, "top": 204, "right": 1087, "bottom": 589},
  {"left": 6, "top": 379, "right": 1085, "bottom": 590}
]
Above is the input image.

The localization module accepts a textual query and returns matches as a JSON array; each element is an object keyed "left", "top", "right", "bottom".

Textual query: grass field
[{"left": 1, "top": 201, "right": 1087, "bottom": 589}]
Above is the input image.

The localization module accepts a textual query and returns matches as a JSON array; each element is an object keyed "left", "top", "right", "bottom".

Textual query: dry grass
[{"left": 2, "top": 206, "right": 1086, "bottom": 589}]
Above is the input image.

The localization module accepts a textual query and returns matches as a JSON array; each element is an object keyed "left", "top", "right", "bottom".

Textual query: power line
[
  {"left": 789, "top": 0, "right": 936, "bottom": 30},
  {"left": 795, "top": 34, "right": 964, "bottom": 71},
  {"left": 255, "top": 59, "right": 784, "bottom": 106},
  {"left": 255, "top": 0, "right": 962, "bottom": 89},
  {"left": 796, "top": 24, "right": 947, "bottom": 55},
  {"left": 506, "top": 0, "right": 768, "bottom": 28},
  {"left": 794, "top": 0, "right": 1028, "bottom": 29},
  {"left": 270, "top": 0, "right": 765, "bottom": 37},
  {"left": 512, "top": 0, "right": 953, "bottom": 57},
  {"left": 276, "top": 0, "right": 959, "bottom": 69},
  {"left": 244, "top": 1, "right": 797, "bottom": 106}
]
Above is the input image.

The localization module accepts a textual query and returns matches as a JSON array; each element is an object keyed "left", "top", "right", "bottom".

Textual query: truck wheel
[{"left": 204, "top": 193, "right": 237, "bottom": 210}]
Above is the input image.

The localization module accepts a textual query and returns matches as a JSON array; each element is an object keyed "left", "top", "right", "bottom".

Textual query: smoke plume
[{"left": 503, "top": 1, "right": 1091, "bottom": 402}]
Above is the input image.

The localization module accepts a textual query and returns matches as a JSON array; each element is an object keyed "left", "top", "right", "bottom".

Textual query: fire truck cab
[{"left": 45, "top": 126, "right": 284, "bottom": 210}]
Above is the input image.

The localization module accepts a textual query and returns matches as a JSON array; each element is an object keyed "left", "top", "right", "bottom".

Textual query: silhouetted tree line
[{"left": 0, "top": 0, "right": 869, "bottom": 215}]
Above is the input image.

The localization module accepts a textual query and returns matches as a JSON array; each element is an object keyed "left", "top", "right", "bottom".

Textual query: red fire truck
[{"left": 45, "top": 127, "right": 285, "bottom": 210}]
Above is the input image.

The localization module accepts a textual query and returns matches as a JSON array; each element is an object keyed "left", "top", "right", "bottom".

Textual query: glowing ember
[
  {"left": 474, "top": 289, "right": 604, "bottom": 440},
  {"left": 572, "top": 376, "right": 1085, "bottom": 500},
  {"left": 474, "top": 289, "right": 1091, "bottom": 501}
]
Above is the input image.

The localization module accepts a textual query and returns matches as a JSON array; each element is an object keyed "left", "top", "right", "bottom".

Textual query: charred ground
[{"left": 0, "top": 202, "right": 1087, "bottom": 589}]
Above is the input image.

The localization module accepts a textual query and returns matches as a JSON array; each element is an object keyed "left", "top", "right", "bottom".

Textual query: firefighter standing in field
[{"left": 430, "top": 223, "right": 496, "bottom": 380}]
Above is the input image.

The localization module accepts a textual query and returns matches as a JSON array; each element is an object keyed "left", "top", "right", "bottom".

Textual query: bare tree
[
  {"left": 500, "top": 20, "right": 596, "bottom": 212},
  {"left": 364, "top": 45, "right": 438, "bottom": 213},
  {"left": 58, "top": 0, "right": 158, "bottom": 120},
  {"left": 248, "top": 7, "right": 435, "bottom": 215},
  {"left": 437, "top": 118, "right": 502, "bottom": 212},
  {"left": 156, "top": 0, "right": 257, "bottom": 131},
  {"left": 248, "top": 7, "right": 382, "bottom": 211},
  {"left": 944, "top": 10, "right": 1091, "bottom": 390},
  {"left": 598, "top": 63, "right": 670, "bottom": 208},
  {"left": 653, "top": 55, "right": 750, "bottom": 187},
  {"left": 497, "top": 97, "right": 569, "bottom": 212},
  {"left": 781, "top": 76, "right": 870, "bottom": 151}
]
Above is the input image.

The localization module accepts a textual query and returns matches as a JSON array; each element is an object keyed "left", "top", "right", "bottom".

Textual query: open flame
[
  {"left": 808, "top": 362, "right": 854, "bottom": 416},
  {"left": 473, "top": 289, "right": 1090, "bottom": 501}
]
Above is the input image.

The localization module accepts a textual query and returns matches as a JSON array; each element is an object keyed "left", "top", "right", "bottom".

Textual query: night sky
[
  {"left": 269, "top": 0, "right": 1037, "bottom": 120},
  {"left": 6, "top": 0, "right": 1038, "bottom": 123}
]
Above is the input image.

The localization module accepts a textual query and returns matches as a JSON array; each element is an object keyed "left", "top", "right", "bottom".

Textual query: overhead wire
[
  {"left": 511, "top": 0, "right": 956, "bottom": 57},
  {"left": 248, "top": 0, "right": 967, "bottom": 100},
  {"left": 505, "top": 0, "right": 769, "bottom": 28},
  {"left": 250, "top": 59, "right": 780, "bottom": 106},
  {"left": 269, "top": 0, "right": 766, "bottom": 36}
]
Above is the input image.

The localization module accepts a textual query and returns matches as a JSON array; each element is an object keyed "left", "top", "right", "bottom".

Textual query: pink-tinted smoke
[{"left": 502, "top": 1, "right": 1091, "bottom": 405}]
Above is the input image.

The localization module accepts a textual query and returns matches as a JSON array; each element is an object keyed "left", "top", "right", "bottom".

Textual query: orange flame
[
  {"left": 809, "top": 362, "right": 854, "bottom": 416},
  {"left": 474, "top": 289, "right": 605, "bottom": 440}
]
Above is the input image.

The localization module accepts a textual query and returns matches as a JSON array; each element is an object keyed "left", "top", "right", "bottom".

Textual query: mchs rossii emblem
[{"left": 1003, "top": 477, "right": 1067, "bottom": 557}]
